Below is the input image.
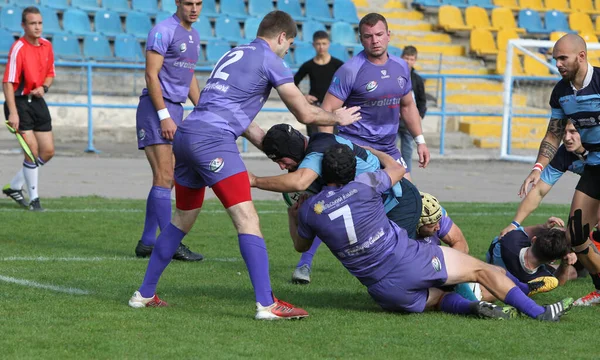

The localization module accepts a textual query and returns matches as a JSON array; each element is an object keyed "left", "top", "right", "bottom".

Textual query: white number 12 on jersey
[
  {"left": 328, "top": 205, "right": 358, "bottom": 245},
  {"left": 210, "top": 50, "right": 244, "bottom": 81}
]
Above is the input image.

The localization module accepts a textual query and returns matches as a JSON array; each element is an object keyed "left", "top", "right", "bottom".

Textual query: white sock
[
  {"left": 23, "top": 165, "right": 39, "bottom": 201},
  {"left": 9, "top": 169, "right": 25, "bottom": 190}
]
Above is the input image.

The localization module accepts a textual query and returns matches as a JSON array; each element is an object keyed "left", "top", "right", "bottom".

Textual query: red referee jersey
[{"left": 3, "top": 37, "right": 55, "bottom": 96}]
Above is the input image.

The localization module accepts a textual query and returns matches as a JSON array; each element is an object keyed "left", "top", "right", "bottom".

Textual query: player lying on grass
[
  {"left": 250, "top": 124, "right": 422, "bottom": 284},
  {"left": 287, "top": 143, "right": 573, "bottom": 320}
]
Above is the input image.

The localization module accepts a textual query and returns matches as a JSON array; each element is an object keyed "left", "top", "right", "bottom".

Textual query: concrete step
[
  {"left": 425, "top": 81, "right": 504, "bottom": 92},
  {"left": 359, "top": 10, "right": 425, "bottom": 20},
  {"left": 459, "top": 122, "right": 546, "bottom": 138},
  {"left": 389, "top": 22, "right": 433, "bottom": 31},
  {"left": 390, "top": 42, "right": 465, "bottom": 56},
  {"left": 391, "top": 32, "right": 452, "bottom": 43},
  {"left": 445, "top": 93, "right": 528, "bottom": 107},
  {"left": 473, "top": 137, "right": 543, "bottom": 149}
]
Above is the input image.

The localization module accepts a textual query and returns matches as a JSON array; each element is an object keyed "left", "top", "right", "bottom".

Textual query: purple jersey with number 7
[{"left": 178, "top": 38, "right": 294, "bottom": 137}]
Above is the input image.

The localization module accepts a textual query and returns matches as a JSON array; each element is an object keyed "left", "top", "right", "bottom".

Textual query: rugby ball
[{"left": 282, "top": 190, "right": 315, "bottom": 207}]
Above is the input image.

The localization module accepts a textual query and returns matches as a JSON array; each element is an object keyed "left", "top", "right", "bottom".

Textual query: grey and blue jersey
[{"left": 540, "top": 144, "right": 585, "bottom": 186}]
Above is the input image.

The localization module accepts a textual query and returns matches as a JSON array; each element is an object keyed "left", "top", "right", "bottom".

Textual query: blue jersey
[
  {"left": 540, "top": 144, "right": 585, "bottom": 186},
  {"left": 180, "top": 38, "right": 293, "bottom": 137},
  {"left": 328, "top": 52, "right": 412, "bottom": 159},
  {"left": 415, "top": 207, "right": 453, "bottom": 246},
  {"left": 298, "top": 170, "right": 409, "bottom": 286},
  {"left": 549, "top": 64, "right": 600, "bottom": 165},
  {"left": 298, "top": 132, "right": 403, "bottom": 212}
]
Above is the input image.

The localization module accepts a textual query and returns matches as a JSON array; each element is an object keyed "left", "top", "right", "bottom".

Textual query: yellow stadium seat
[
  {"left": 550, "top": 31, "right": 567, "bottom": 41},
  {"left": 580, "top": 32, "right": 600, "bottom": 57},
  {"left": 493, "top": 0, "right": 521, "bottom": 10},
  {"left": 570, "top": 0, "right": 600, "bottom": 14},
  {"left": 470, "top": 28, "right": 499, "bottom": 55},
  {"left": 492, "top": 8, "right": 526, "bottom": 33},
  {"left": 519, "top": 0, "right": 545, "bottom": 11},
  {"left": 545, "top": 0, "right": 571, "bottom": 12},
  {"left": 497, "top": 28, "right": 521, "bottom": 52},
  {"left": 496, "top": 52, "right": 525, "bottom": 75},
  {"left": 595, "top": 16, "right": 600, "bottom": 33},
  {"left": 524, "top": 53, "right": 551, "bottom": 75},
  {"left": 590, "top": 57, "right": 600, "bottom": 66},
  {"left": 465, "top": 6, "right": 499, "bottom": 31},
  {"left": 438, "top": 5, "right": 472, "bottom": 32},
  {"left": 569, "top": 12, "right": 596, "bottom": 33}
]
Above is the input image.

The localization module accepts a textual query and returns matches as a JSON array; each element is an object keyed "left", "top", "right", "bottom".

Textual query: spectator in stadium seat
[
  {"left": 320, "top": 13, "right": 430, "bottom": 182},
  {"left": 293, "top": 31, "right": 343, "bottom": 137},
  {"left": 288, "top": 143, "right": 573, "bottom": 320},
  {"left": 398, "top": 46, "right": 427, "bottom": 178},
  {"left": 133, "top": 0, "right": 204, "bottom": 262},
  {"left": 2, "top": 6, "right": 56, "bottom": 212},
  {"left": 128, "top": 11, "right": 361, "bottom": 319}
]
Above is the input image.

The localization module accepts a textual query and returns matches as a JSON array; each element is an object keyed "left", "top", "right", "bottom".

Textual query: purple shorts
[
  {"left": 173, "top": 127, "right": 246, "bottom": 188},
  {"left": 367, "top": 240, "right": 448, "bottom": 313},
  {"left": 136, "top": 95, "right": 184, "bottom": 149}
]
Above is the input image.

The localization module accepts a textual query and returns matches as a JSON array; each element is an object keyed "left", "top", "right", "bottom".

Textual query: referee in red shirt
[{"left": 2, "top": 6, "right": 55, "bottom": 212}]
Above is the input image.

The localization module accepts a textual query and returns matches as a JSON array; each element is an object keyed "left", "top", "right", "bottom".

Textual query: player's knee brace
[{"left": 569, "top": 209, "right": 590, "bottom": 248}]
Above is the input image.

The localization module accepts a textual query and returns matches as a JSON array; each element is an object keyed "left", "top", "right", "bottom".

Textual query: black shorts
[
  {"left": 4, "top": 95, "right": 52, "bottom": 132},
  {"left": 386, "top": 178, "right": 422, "bottom": 239},
  {"left": 575, "top": 165, "right": 600, "bottom": 200}
]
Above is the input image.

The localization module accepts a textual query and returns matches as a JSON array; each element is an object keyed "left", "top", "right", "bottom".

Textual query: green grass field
[{"left": 0, "top": 197, "right": 596, "bottom": 359}]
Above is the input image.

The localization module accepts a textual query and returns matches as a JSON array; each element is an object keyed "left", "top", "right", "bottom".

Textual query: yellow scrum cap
[{"left": 418, "top": 192, "right": 443, "bottom": 229}]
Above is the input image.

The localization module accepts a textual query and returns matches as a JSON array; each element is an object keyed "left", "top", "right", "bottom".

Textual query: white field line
[
  {"left": 0, "top": 274, "right": 90, "bottom": 295},
  {"left": 0, "top": 256, "right": 241, "bottom": 262}
]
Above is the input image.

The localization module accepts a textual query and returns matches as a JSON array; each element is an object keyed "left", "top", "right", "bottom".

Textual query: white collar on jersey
[
  {"left": 519, "top": 247, "right": 539, "bottom": 274},
  {"left": 570, "top": 62, "right": 593, "bottom": 92}
]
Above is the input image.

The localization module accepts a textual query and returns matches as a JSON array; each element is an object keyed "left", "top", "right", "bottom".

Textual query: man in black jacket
[{"left": 398, "top": 46, "right": 427, "bottom": 180}]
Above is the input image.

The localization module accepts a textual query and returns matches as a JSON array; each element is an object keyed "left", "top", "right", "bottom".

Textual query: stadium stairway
[{"left": 356, "top": 0, "right": 548, "bottom": 149}]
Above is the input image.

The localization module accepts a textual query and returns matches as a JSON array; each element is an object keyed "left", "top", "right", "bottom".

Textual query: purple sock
[
  {"left": 238, "top": 234, "right": 274, "bottom": 307},
  {"left": 504, "top": 271, "right": 530, "bottom": 294},
  {"left": 140, "top": 186, "right": 172, "bottom": 246},
  {"left": 296, "top": 237, "right": 322, "bottom": 268},
  {"left": 504, "top": 286, "right": 545, "bottom": 318},
  {"left": 439, "top": 292, "right": 476, "bottom": 315},
  {"left": 138, "top": 223, "right": 186, "bottom": 298}
]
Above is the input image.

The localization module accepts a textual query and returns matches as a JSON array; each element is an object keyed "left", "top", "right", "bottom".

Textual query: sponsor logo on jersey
[
  {"left": 397, "top": 76, "right": 406, "bottom": 88},
  {"left": 189, "top": 35, "right": 194, "bottom": 43},
  {"left": 209, "top": 157, "right": 225, "bottom": 172},
  {"left": 180, "top": 43, "right": 187, "bottom": 52},
  {"left": 431, "top": 256, "right": 442, "bottom": 272},
  {"left": 381, "top": 70, "right": 390, "bottom": 79},
  {"left": 138, "top": 129, "right": 146, "bottom": 140},
  {"left": 313, "top": 201, "right": 324, "bottom": 215},
  {"left": 366, "top": 80, "right": 378, "bottom": 92}
]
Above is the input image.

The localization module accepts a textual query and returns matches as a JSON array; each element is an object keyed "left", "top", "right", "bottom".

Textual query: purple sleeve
[
  {"left": 355, "top": 170, "right": 392, "bottom": 195},
  {"left": 146, "top": 24, "right": 173, "bottom": 56},
  {"left": 265, "top": 54, "right": 294, "bottom": 87},
  {"left": 297, "top": 201, "right": 315, "bottom": 240},
  {"left": 327, "top": 64, "right": 354, "bottom": 101},
  {"left": 436, "top": 213, "right": 454, "bottom": 239}
]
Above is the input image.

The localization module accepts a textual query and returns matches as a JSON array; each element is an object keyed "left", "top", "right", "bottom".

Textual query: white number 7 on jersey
[
  {"left": 210, "top": 50, "right": 244, "bottom": 81},
  {"left": 328, "top": 205, "right": 358, "bottom": 245}
]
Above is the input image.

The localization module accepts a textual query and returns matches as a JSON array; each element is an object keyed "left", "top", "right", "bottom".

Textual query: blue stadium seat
[
  {"left": 518, "top": 9, "right": 550, "bottom": 34},
  {"left": 331, "top": 21, "right": 357, "bottom": 46},
  {"left": 545, "top": 10, "right": 572, "bottom": 33},
  {"left": 278, "top": 0, "right": 307, "bottom": 22},
  {"left": 305, "top": 0, "right": 333, "bottom": 22},
  {"left": 83, "top": 34, "right": 115, "bottom": 61},
  {"left": 1, "top": 7, "right": 23, "bottom": 33},
  {"left": 52, "top": 35, "right": 83, "bottom": 60},
  {"left": 284, "top": 51, "right": 294, "bottom": 66},
  {"left": 333, "top": 0, "right": 359, "bottom": 24},
  {"left": 412, "top": 0, "right": 441, "bottom": 7},
  {"left": 63, "top": 9, "right": 96, "bottom": 37},
  {"left": 294, "top": 42, "right": 314, "bottom": 64},
  {"left": 125, "top": 11, "right": 153, "bottom": 40},
  {"left": 388, "top": 45, "right": 402, "bottom": 57},
  {"left": 103, "top": 0, "right": 130, "bottom": 12},
  {"left": 302, "top": 20, "right": 326, "bottom": 43},
  {"left": 440, "top": 0, "right": 468, "bottom": 8},
  {"left": 155, "top": 11, "right": 172, "bottom": 23},
  {"left": 95, "top": 10, "right": 124, "bottom": 37},
  {"left": 114, "top": 34, "right": 145, "bottom": 62},
  {"left": 0, "top": 29, "right": 16, "bottom": 57},
  {"left": 72, "top": 0, "right": 103, "bottom": 12},
  {"left": 9, "top": 0, "right": 35, "bottom": 5},
  {"left": 249, "top": 0, "right": 274, "bottom": 18},
  {"left": 193, "top": 15, "right": 218, "bottom": 41},
  {"left": 244, "top": 17, "right": 261, "bottom": 40},
  {"left": 162, "top": 1, "right": 178, "bottom": 13},
  {"left": 467, "top": 0, "right": 495, "bottom": 9},
  {"left": 206, "top": 40, "right": 231, "bottom": 63},
  {"left": 220, "top": 0, "right": 248, "bottom": 19},
  {"left": 329, "top": 43, "right": 349, "bottom": 61},
  {"left": 351, "top": 45, "right": 363, "bottom": 57},
  {"left": 202, "top": 0, "right": 220, "bottom": 17},
  {"left": 39, "top": 6, "right": 68, "bottom": 36},
  {"left": 132, "top": 0, "right": 160, "bottom": 15},
  {"left": 40, "top": 0, "right": 69, "bottom": 11},
  {"left": 215, "top": 15, "right": 243, "bottom": 42}
]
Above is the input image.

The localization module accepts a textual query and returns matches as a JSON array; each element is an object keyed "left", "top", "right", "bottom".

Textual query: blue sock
[
  {"left": 138, "top": 223, "right": 185, "bottom": 298},
  {"left": 454, "top": 283, "right": 478, "bottom": 301},
  {"left": 439, "top": 292, "right": 476, "bottom": 315},
  {"left": 140, "top": 186, "right": 172, "bottom": 246},
  {"left": 296, "top": 237, "right": 322, "bottom": 268},
  {"left": 504, "top": 271, "right": 530, "bottom": 294},
  {"left": 504, "top": 286, "right": 545, "bottom": 318},
  {"left": 238, "top": 234, "right": 274, "bottom": 307}
]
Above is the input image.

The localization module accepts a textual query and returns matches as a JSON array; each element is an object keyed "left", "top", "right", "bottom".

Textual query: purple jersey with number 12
[
  {"left": 179, "top": 38, "right": 294, "bottom": 137},
  {"left": 298, "top": 170, "right": 409, "bottom": 286}
]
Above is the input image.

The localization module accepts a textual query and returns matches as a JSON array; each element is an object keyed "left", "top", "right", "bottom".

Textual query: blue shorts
[
  {"left": 367, "top": 241, "right": 448, "bottom": 313},
  {"left": 173, "top": 127, "right": 246, "bottom": 188},
  {"left": 136, "top": 95, "right": 183, "bottom": 149}
]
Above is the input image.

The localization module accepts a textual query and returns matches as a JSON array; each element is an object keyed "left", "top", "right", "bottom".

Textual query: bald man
[{"left": 519, "top": 33, "right": 600, "bottom": 306}]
